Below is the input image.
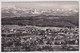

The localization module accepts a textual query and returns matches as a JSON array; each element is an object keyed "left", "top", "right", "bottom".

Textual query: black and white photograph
[{"left": 1, "top": 1, "right": 79, "bottom": 52}]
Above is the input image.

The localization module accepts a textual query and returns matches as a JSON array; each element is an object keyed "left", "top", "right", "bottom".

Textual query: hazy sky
[{"left": 2, "top": 1, "right": 79, "bottom": 10}]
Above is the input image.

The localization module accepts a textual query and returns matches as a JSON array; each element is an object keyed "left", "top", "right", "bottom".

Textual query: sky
[{"left": 2, "top": 1, "right": 79, "bottom": 10}]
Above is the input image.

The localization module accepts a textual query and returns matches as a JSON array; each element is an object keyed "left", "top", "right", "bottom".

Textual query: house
[{"left": 10, "top": 29, "right": 16, "bottom": 33}]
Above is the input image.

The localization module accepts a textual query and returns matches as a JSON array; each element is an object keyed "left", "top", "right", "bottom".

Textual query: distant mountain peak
[{"left": 2, "top": 7, "right": 79, "bottom": 18}]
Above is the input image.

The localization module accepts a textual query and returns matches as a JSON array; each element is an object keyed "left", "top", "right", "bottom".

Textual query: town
[{"left": 1, "top": 25, "right": 79, "bottom": 51}]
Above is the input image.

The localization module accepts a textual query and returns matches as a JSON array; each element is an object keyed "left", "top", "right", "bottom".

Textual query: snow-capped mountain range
[{"left": 2, "top": 7, "right": 79, "bottom": 18}]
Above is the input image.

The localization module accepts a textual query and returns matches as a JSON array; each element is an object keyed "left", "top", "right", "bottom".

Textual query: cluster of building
[{"left": 1, "top": 26, "right": 79, "bottom": 51}]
